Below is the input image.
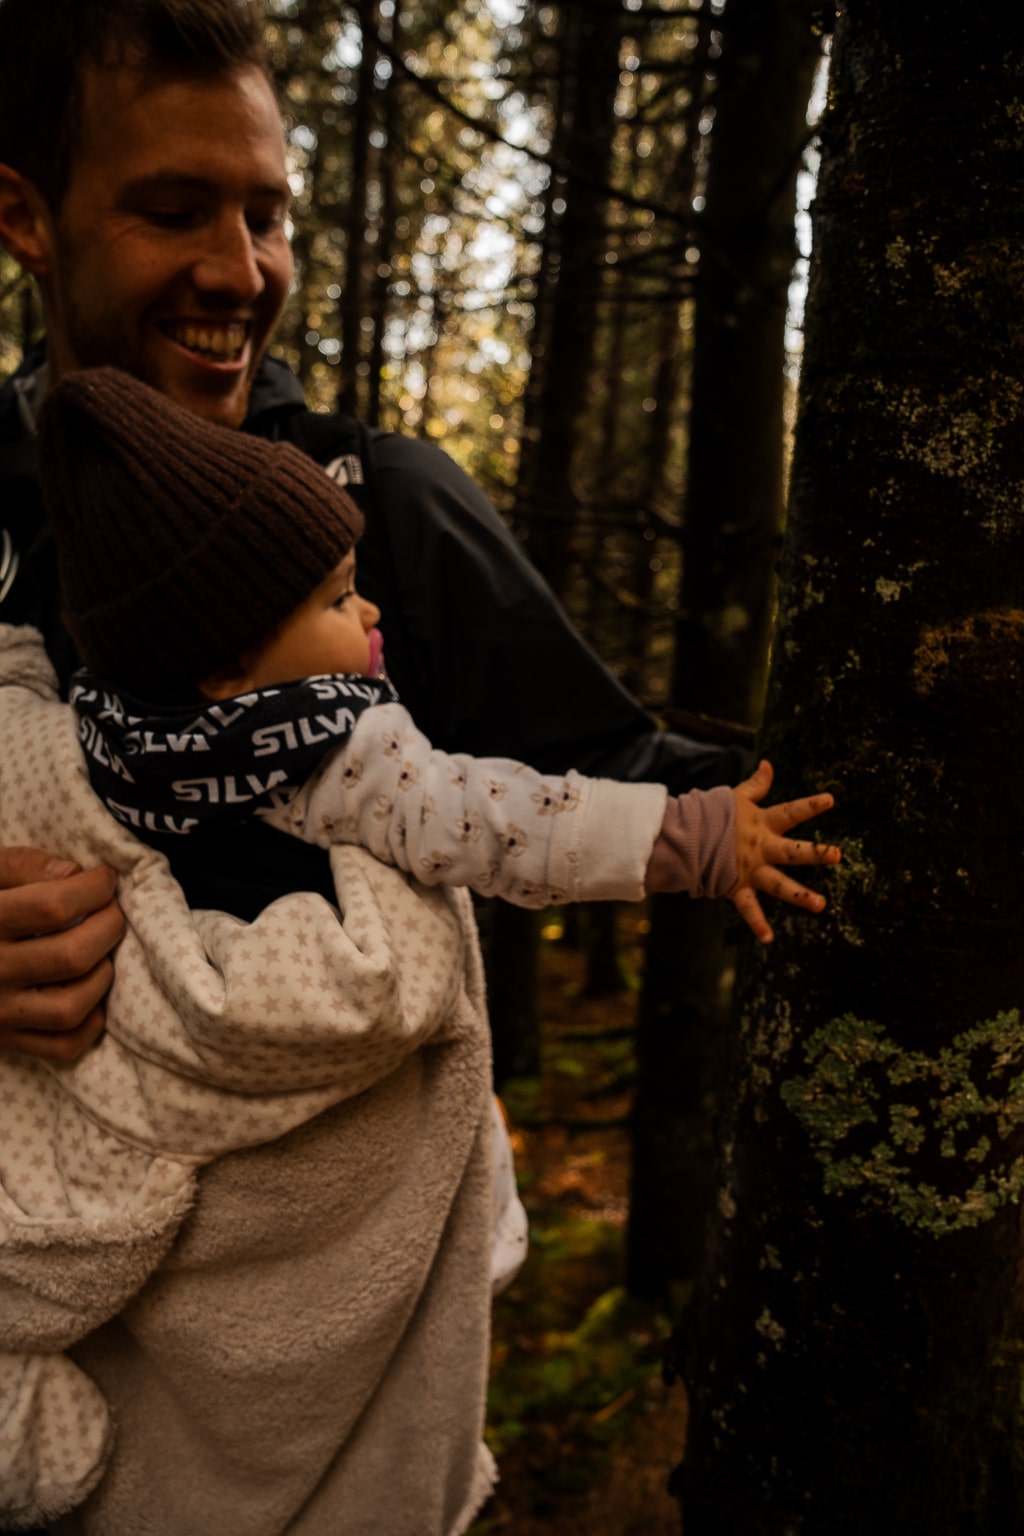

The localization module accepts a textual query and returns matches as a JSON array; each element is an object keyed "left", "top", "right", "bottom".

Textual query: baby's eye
[{"left": 332, "top": 589, "right": 355, "bottom": 610}]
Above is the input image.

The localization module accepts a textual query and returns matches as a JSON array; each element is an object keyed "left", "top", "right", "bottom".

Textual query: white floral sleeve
[{"left": 260, "top": 701, "right": 668, "bottom": 908}]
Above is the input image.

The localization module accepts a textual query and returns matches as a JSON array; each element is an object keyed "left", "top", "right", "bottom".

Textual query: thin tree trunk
[
  {"left": 574, "top": 265, "right": 632, "bottom": 1002},
  {"left": 682, "top": 6, "right": 1024, "bottom": 1528},
  {"left": 674, "top": 0, "right": 820, "bottom": 724},
  {"left": 365, "top": 0, "right": 404, "bottom": 429},
  {"left": 514, "top": 0, "right": 624, "bottom": 598},
  {"left": 489, "top": 1, "right": 626, "bottom": 1078},
  {"left": 338, "top": 0, "right": 379, "bottom": 419},
  {"left": 627, "top": 0, "right": 820, "bottom": 1300},
  {"left": 415, "top": 286, "right": 446, "bottom": 442}
]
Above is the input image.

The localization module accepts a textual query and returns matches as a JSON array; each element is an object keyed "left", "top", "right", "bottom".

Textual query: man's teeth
[{"left": 165, "top": 322, "right": 247, "bottom": 359}]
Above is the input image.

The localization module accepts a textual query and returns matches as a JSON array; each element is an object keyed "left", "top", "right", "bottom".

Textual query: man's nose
[{"left": 192, "top": 211, "right": 264, "bottom": 300}]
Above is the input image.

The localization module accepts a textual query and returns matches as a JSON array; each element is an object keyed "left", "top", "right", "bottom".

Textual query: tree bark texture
[
  {"left": 682, "top": 6, "right": 1024, "bottom": 1530},
  {"left": 489, "top": 1, "right": 626, "bottom": 1074},
  {"left": 628, "top": 0, "right": 819, "bottom": 1301},
  {"left": 337, "top": 0, "right": 379, "bottom": 420},
  {"left": 628, "top": 896, "right": 734, "bottom": 1297},
  {"left": 674, "top": 0, "right": 821, "bottom": 727},
  {"left": 515, "top": 0, "right": 624, "bottom": 599}
]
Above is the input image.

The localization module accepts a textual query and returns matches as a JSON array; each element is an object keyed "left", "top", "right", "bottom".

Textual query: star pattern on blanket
[
  {"left": 0, "top": 1354, "right": 110, "bottom": 1508},
  {"left": 0, "top": 633, "right": 498, "bottom": 1536}
]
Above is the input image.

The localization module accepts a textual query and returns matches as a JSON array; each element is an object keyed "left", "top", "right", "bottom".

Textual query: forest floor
[{"left": 470, "top": 910, "right": 688, "bottom": 1536}]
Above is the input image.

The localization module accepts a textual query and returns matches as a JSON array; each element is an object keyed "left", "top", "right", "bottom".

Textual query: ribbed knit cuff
[{"left": 644, "top": 784, "right": 736, "bottom": 898}]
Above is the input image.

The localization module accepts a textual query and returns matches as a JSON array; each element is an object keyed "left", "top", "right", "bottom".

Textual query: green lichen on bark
[
  {"left": 913, "top": 607, "right": 1024, "bottom": 699},
  {"left": 782, "top": 1010, "right": 1024, "bottom": 1234}
]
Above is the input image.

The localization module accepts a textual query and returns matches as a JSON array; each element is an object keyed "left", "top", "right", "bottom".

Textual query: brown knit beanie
[{"left": 36, "top": 367, "right": 364, "bottom": 695}]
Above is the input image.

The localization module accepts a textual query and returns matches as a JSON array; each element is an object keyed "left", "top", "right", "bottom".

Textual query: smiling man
[
  {"left": 4, "top": 8, "right": 290, "bottom": 426},
  {"left": 0, "top": 0, "right": 745, "bottom": 1061},
  {"left": 44, "top": 66, "right": 292, "bottom": 425}
]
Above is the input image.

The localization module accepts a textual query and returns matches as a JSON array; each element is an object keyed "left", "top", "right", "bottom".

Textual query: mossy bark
[{"left": 682, "top": 5, "right": 1024, "bottom": 1530}]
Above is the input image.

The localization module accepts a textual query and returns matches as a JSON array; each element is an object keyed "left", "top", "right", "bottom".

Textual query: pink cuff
[{"left": 644, "top": 785, "right": 736, "bottom": 899}]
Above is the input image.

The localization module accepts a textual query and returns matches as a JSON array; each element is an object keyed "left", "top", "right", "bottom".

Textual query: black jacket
[{"left": 0, "top": 349, "right": 748, "bottom": 795}]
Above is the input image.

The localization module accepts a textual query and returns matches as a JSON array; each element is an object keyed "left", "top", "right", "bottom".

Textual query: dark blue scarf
[
  {"left": 70, "top": 670, "right": 399, "bottom": 921},
  {"left": 70, "top": 670, "right": 398, "bottom": 837}
]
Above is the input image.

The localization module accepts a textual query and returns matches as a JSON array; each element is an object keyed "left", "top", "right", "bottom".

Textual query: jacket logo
[
  {"left": 0, "top": 529, "right": 19, "bottom": 606},
  {"left": 324, "top": 454, "right": 364, "bottom": 487}
]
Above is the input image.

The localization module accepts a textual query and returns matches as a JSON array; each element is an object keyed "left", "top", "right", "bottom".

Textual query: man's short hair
[{"left": 0, "top": 0, "right": 270, "bottom": 208}]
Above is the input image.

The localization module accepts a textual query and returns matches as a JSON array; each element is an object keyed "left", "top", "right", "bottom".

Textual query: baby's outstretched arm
[
  {"left": 728, "top": 759, "right": 839, "bottom": 943},
  {"left": 267, "top": 702, "right": 837, "bottom": 923}
]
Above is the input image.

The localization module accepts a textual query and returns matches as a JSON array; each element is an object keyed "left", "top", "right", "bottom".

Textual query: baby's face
[{"left": 242, "top": 552, "right": 382, "bottom": 689}]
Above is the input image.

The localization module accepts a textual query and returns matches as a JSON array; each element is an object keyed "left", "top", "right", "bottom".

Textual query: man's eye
[
  {"left": 143, "top": 207, "right": 202, "bottom": 230},
  {"left": 247, "top": 207, "right": 287, "bottom": 237}
]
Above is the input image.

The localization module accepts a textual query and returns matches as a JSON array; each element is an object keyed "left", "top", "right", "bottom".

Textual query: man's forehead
[
  {"left": 76, "top": 58, "right": 283, "bottom": 140},
  {"left": 70, "top": 61, "right": 287, "bottom": 186}
]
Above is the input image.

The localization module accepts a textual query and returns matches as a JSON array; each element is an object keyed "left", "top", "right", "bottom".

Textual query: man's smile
[{"left": 158, "top": 319, "right": 249, "bottom": 363}]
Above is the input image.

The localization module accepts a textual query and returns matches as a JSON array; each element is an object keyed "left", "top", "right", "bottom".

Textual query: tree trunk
[
  {"left": 337, "top": 0, "right": 379, "bottom": 419},
  {"left": 682, "top": 6, "right": 1024, "bottom": 1529},
  {"left": 479, "top": 902, "right": 543, "bottom": 1089},
  {"left": 514, "top": 0, "right": 624, "bottom": 598},
  {"left": 674, "top": 0, "right": 821, "bottom": 725},
  {"left": 628, "top": 897, "right": 734, "bottom": 1298},
  {"left": 487, "top": 2, "right": 627, "bottom": 1079},
  {"left": 628, "top": 0, "right": 820, "bottom": 1300}
]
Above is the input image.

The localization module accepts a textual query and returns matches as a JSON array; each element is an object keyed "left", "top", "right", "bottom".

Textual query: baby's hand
[{"left": 730, "top": 760, "right": 840, "bottom": 944}]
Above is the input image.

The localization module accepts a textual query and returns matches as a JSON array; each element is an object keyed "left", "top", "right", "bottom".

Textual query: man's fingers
[
  {"left": 0, "top": 845, "right": 81, "bottom": 891},
  {"left": 732, "top": 886, "right": 773, "bottom": 945},
  {"left": 2, "top": 1000, "right": 107, "bottom": 1061},
  {"left": 0, "top": 865, "right": 120, "bottom": 943},
  {"left": 0, "top": 858, "right": 123, "bottom": 1060},
  {"left": 754, "top": 867, "right": 827, "bottom": 913},
  {"left": 0, "top": 898, "right": 125, "bottom": 988},
  {"left": 1, "top": 956, "right": 116, "bottom": 1033}
]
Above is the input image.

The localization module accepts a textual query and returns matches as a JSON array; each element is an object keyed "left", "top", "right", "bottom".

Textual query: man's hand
[
  {"left": 0, "top": 846, "right": 125, "bottom": 1061},
  {"left": 730, "top": 760, "right": 841, "bottom": 944}
]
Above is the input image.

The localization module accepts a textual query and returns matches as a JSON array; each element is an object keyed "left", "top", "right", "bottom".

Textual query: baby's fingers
[
  {"left": 769, "top": 835, "right": 841, "bottom": 868},
  {"left": 765, "top": 792, "right": 834, "bottom": 834},
  {"left": 732, "top": 886, "right": 774, "bottom": 945},
  {"left": 754, "top": 866, "right": 827, "bottom": 915}
]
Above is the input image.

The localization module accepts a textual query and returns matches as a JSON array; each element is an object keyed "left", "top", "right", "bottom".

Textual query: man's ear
[
  {"left": 197, "top": 662, "right": 256, "bottom": 702},
  {"left": 0, "top": 165, "right": 55, "bottom": 275}
]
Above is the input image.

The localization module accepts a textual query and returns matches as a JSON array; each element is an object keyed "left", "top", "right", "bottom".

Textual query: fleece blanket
[{"left": 0, "top": 627, "right": 496, "bottom": 1535}]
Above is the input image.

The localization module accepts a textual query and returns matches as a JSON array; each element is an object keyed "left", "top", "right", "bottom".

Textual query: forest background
[{"left": 11, "top": 2, "right": 1020, "bottom": 1532}]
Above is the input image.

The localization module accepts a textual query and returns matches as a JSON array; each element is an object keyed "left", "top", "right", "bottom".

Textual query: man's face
[{"left": 43, "top": 63, "right": 293, "bottom": 427}]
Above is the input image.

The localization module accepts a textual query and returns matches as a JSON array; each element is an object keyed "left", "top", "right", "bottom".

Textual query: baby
[{"left": 0, "top": 367, "right": 838, "bottom": 1535}]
